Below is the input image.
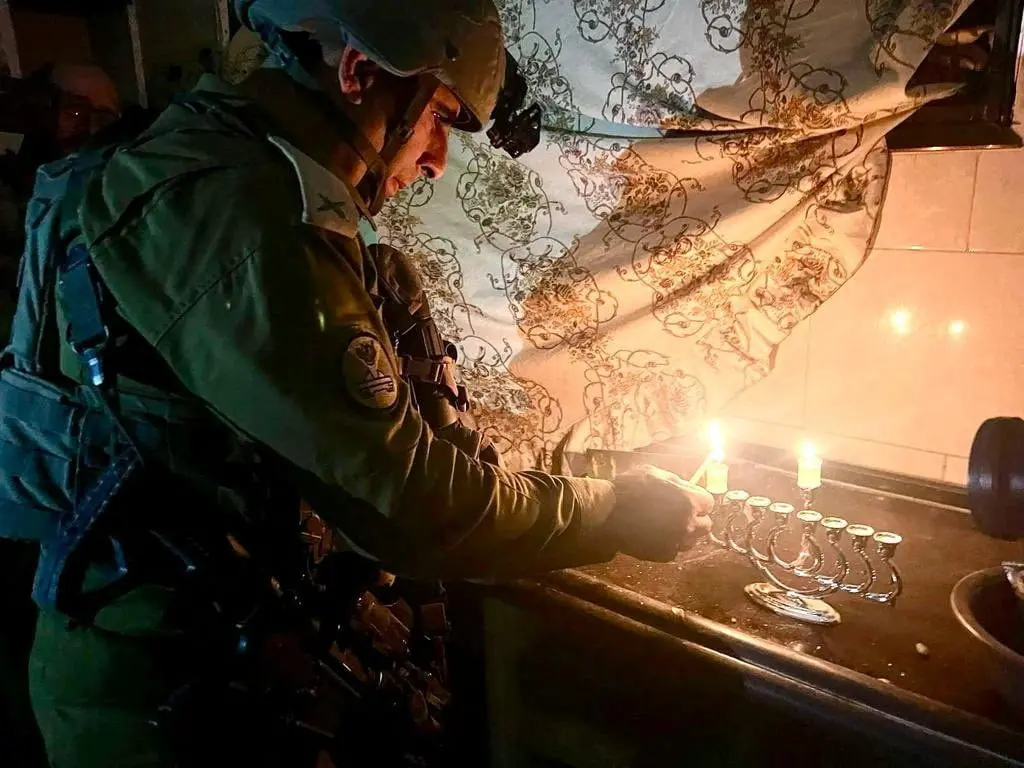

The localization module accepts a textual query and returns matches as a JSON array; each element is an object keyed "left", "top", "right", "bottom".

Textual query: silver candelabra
[
  {"left": 707, "top": 487, "right": 903, "bottom": 625},
  {"left": 580, "top": 451, "right": 903, "bottom": 626}
]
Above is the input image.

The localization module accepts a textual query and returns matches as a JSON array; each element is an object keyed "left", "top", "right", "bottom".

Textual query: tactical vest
[
  {"left": 0, "top": 138, "right": 273, "bottom": 619},
  {"left": 0, "top": 90, "right": 488, "bottom": 621}
]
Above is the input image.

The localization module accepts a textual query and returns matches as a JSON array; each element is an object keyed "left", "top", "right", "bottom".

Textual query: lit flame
[
  {"left": 800, "top": 440, "right": 818, "bottom": 462},
  {"left": 948, "top": 320, "right": 965, "bottom": 337},
  {"left": 707, "top": 420, "right": 724, "bottom": 458}
]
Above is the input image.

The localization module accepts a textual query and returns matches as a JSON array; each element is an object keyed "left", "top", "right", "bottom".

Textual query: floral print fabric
[{"left": 226, "top": 0, "right": 969, "bottom": 470}]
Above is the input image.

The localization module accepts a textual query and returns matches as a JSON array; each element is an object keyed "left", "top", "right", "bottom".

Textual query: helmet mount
[{"left": 487, "top": 51, "right": 541, "bottom": 159}]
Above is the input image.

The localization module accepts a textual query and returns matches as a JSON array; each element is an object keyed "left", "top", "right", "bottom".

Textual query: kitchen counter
[{"left": 478, "top": 447, "right": 1024, "bottom": 767}]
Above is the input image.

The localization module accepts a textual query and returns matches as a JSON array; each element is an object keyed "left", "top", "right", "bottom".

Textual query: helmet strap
[
  {"left": 265, "top": 28, "right": 440, "bottom": 218},
  {"left": 357, "top": 74, "right": 438, "bottom": 216}
]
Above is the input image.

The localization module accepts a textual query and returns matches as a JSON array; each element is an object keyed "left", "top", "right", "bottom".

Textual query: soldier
[{"left": 1, "top": 1, "right": 714, "bottom": 765}]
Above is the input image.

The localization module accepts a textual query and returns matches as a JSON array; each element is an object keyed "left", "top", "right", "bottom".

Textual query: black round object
[{"left": 968, "top": 417, "right": 1024, "bottom": 540}]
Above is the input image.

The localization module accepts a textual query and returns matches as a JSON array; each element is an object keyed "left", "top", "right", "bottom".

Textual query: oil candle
[
  {"left": 706, "top": 452, "right": 729, "bottom": 494},
  {"left": 797, "top": 441, "right": 822, "bottom": 490}
]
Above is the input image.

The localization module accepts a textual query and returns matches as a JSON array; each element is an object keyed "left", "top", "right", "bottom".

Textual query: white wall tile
[
  {"left": 714, "top": 120, "right": 1024, "bottom": 480},
  {"left": 944, "top": 455, "right": 969, "bottom": 486},
  {"left": 719, "top": 417, "right": 804, "bottom": 454},
  {"left": 874, "top": 152, "right": 979, "bottom": 251},
  {"left": 804, "top": 248, "right": 1024, "bottom": 459},
  {"left": 816, "top": 434, "right": 947, "bottom": 481},
  {"left": 969, "top": 148, "right": 1024, "bottom": 253},
  {"left": 721, "top": 418, "right": 946, "bottom": 481},
  {"left": 720, "top": 320, "right": 808, "bottom": 427}
]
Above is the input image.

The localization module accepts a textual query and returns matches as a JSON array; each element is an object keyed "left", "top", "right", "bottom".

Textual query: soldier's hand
[{"left": 605, "top": 464, "right": 714, "bottom": 562}]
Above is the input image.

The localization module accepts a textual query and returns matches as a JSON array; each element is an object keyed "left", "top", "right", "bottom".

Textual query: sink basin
[{"left": 951, "top": 567, "right": 1024, "bottom": 718}]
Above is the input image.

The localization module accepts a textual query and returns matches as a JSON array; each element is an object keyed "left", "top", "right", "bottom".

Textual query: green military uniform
[{"left": 26, "top": 70, "right": 617, "bottom": 766}]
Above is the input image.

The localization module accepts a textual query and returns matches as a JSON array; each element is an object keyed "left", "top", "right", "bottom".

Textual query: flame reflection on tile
[
  {"left": 805, "top": 248, "right": 1024, "bottom": 459},
  {"left": 889, "top": 308, "right": 912, "bottom": 335}
]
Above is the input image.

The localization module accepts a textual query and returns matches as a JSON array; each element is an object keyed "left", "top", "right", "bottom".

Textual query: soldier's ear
[{"left": 337, "top": 47, "right": 381, "bottom": 106}]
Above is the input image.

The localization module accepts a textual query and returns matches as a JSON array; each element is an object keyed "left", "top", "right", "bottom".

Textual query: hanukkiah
[
  {"left": 588, "top": 425, "right": 904, "bottom": 627},
  {"left": 705, "top": 485, "right": 903, "bottom": 625},
  {"left": 694, "top": 429, "right": 903, "bottom": 626}
]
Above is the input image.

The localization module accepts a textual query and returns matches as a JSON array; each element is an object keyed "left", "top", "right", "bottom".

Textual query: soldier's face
[
  {"left": 380, "top": 85, "right": 459, "bottom": 198},
  {"left": 335, "top": 49, "right": 459, "bottom": 199}
]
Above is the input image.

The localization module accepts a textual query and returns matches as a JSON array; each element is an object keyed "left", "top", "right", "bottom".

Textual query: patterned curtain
[{"left": 224, "top": 1, "right": 970, "bottom": 470}]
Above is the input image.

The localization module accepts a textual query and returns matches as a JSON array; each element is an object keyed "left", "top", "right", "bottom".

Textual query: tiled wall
[{"left": 719, "top": 70, "right": 1024, "bottom": 487}]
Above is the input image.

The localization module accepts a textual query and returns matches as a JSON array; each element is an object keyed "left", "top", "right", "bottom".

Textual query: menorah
[{"left": 707, "top": 487, "right": 903, "bottom": 625}]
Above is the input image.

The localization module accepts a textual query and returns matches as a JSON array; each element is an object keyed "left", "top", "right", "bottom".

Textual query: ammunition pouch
[{"left": 154, "top": 519, "right": 454, "bottom": 767}]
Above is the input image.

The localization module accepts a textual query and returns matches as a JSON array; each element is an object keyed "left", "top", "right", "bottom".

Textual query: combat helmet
[{"left": 235, "top": 0, "right": 539, "bottom": 214}]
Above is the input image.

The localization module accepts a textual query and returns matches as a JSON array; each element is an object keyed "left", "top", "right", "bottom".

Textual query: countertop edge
[{"left": 487, "top": 570, "right": 1024, "bottom": 766}]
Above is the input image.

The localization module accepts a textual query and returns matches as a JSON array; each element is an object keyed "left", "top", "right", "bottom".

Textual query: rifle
[{"left": 150, "top": 500, "right": 452, "bottom": 767}]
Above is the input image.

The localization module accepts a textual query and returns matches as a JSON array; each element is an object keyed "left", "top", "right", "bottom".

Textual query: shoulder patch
[
  {"left": 343, "top": 333, "right": 398, "bottom": 410},
  {"left": 267, "top": 135, "right": 360, "bottom": 239}
]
